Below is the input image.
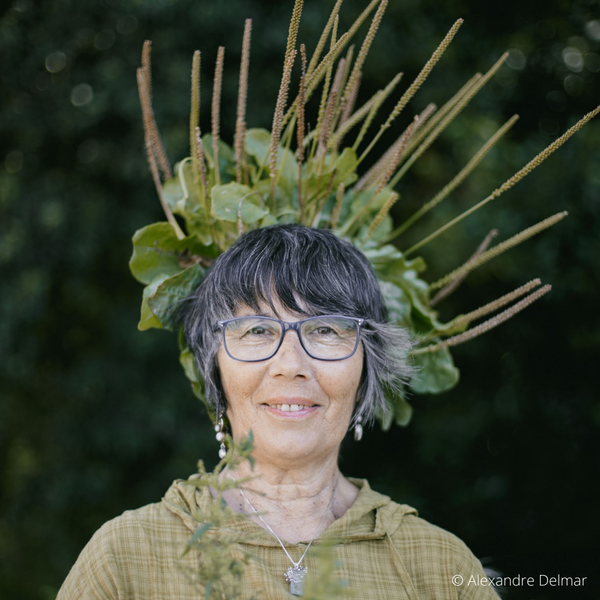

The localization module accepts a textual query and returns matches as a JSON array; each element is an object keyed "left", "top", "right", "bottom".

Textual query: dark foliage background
[{"left": 1, "top": 0, "right": 599, "bottom": 598}]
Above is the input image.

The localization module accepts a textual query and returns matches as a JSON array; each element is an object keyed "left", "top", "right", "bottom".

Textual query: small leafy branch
[
  {"left": 130, "top": 0, "right": 599, "bottom": 427},
  {"left": 179, "top": 433, "right": 257, "bottom": 600},
  {"left": 180, "top": 433, "right": 348, "bottom": 600}
]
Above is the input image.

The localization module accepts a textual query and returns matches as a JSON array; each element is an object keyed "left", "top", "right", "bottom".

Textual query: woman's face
[{"left": 217, "top": 299, "right": 364, "bottom": 468}]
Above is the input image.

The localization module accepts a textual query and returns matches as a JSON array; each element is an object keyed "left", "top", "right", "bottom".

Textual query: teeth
[{"left": 271, "top": 404, "right": 308, "bottom": 412}]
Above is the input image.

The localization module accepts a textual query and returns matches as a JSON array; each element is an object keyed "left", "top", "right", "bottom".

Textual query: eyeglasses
[{"left": 214, "top": 315, "right": 365, "bottom": 362}]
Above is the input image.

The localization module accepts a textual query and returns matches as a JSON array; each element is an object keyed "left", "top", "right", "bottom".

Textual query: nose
[{"left": 267, "top": 328, "right": 311, "bottom": 379}]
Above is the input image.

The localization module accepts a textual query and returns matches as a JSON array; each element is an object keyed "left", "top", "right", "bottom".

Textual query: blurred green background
[{"left": 1, "top": 0, "right": 599, "bottom": 598}]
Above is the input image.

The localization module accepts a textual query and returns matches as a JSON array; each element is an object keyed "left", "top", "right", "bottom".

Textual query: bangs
[{"left": 207, "top": 224, "right": 387, "bottom": 321}]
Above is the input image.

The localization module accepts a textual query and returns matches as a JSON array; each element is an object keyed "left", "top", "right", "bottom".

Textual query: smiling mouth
[{"left": 264, "top": 403, "right": 319, "bottom": 412}]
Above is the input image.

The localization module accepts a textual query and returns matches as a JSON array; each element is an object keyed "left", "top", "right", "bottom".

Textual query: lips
[{"left": 261, "top": 398, "right": 320, "bottom": 418}]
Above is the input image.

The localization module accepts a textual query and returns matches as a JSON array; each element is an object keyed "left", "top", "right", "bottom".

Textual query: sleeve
[
  {"left": 56, "top": 519, "right": 124, "bottom": 600},
  {"left": 453, "top": 545, "right": 501, "bottom": 600}
]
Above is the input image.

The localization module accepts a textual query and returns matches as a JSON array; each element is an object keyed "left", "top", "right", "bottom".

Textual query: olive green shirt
[{"left": 57, "top": 476, "right": 499, "bottom": 599}]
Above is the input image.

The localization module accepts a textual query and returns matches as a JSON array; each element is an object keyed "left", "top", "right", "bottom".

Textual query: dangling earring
[
  {"left": 215, "top": 413, "right": 227, "bottom": 459},
  {"left": 354, "top": 413, "right": 363, "bottom": 441}
]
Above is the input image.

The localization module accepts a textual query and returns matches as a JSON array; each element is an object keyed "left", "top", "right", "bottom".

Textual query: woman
[{"left": 58, "top": 224, "right": 499, "bottom": 599}]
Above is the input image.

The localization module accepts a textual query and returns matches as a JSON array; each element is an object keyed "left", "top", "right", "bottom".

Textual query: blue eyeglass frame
[{"left": 213, "top": 314, "right": 366, "bottom": 362}]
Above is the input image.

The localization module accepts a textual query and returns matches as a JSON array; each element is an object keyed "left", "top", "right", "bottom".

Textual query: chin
[{"left": 256, "top": 428, "right": 334, "bottom": 464}]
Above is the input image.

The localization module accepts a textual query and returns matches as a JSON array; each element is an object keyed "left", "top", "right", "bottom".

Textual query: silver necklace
[{"left": 229, "top": 472, "right": 339, "bottom": 596}]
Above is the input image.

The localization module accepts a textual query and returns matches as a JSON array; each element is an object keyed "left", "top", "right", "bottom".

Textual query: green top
[{"left": 57, "top": 476, "right": 499, "bottom": 599}]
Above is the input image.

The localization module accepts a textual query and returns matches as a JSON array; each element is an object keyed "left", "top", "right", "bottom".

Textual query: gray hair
[{"left": 181, "top": 224, "right": 411, "bottom": 426}]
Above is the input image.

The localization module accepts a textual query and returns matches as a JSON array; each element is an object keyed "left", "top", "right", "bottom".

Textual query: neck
[{"left": 221, "top": 453, "right": 359, "bottom": 544}]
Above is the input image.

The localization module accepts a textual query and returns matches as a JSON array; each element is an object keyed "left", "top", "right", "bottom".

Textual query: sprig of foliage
[
  {"left": 130, "top": 0, "right": 599, "bottom": 428},
  {"left": 181, "top": 433, "right": 348, "bottom": 600},
  {"left": 179, "top": 433, "right": 257, "bottom": 600}
]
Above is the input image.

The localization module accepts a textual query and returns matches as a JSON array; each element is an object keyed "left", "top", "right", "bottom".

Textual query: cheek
[{"left": 319, "top": 355, "right": 363, "bottom": 422}]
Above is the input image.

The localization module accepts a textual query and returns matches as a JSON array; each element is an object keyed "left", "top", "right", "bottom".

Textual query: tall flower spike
[
  {"left": 329, "top": 183, "right": 345, "bottom": 228},
  {"left": 317, "top": 57, "right": 346, "bottom": 157},
  {"left": 406, "top": 104, "right": 600, "bottom": 256},
  {"left": 428, "top": 229, "right": 498, "bottom": 307},
  {"left": 139, "top": 41, "right": 172, "bottom": 181},
  {"left": 284, "top": 0, "right": 304, "bottom": 66},
  {"left": 384, "top": 114, "right": 519, "bottom": 242},
  {"left": 306, "top": 0, "right": 344, "bottom": 77},
  {"left": 452, "top": 278, "right": 542, "bottom": 329},
  {"left": 412, "top": 285, "right": 552, "bottom": 355},
  {"left": 365, "top": 191, "right": 399, "bottom": 242},
  {"left": 297, "top": 44, "right": 307, "bottom": 218},
  {"left": 430, "top": 212, "right": 569, "bottom": 291},
  {"left": 137, "top": 68, "right": 184, "bottom": 239},
  {"left": 338, "top": 70, "right": 361, "bottom": 129},
  {"left": 235, "top": 19, "right": 252, "bottom": 184},
  {"left": 312, "top": 16, "right": 339, "bottom": 168},
  {"left": 195, "top": 126, "right": 210, "bottom": 208},
  {"left": 328, "top": 86, "right": 387, "bottom": 148},
  {"left": 269, "top": 49, "right": 297, "bottom": 204},
  {"left": 356, "top": 103, "right": 435, "bottom": 192},
  {"left": 389, "top": 53, "right": 508, "bottom": 189},
  {"left": 283, "top": 0, "right": 380, "bottom": 127},
  {"left": 352, "top": 72, "right": 403, "bottom": 151},
  {"left": 212, "top": 46, "right": 225, "bottom": 186},
  {"left": 401, "top": 73, "right": 480, "bottom": 159},
  {"left": 358, "top": 18, "right": 464, "bottom": 165},
  {"left": 341, "top": 0, "right": 388, "bottom": 106},
  {"left": 190, "top": 50, "right": 201, "bottom": 177},
  {"left": 340, "top": 117, "right": 418, "bottom": 235}
]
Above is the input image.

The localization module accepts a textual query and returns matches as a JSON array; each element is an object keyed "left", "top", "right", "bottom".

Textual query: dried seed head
[
  {"left": 391, "top": 53, "right": 508, "bottom": 189},
  {"left": 329, "top": 183, "right": 345, "bottom": 228},
  {"left": 138, "top": 41, "right": 172, "bottom": 181},
  {"left": 430, "top": 212, "right": 569, "bottom": 291},
  {"left": 211, "top": 46, "right": 225, "bottom": 186},
  {"left": 269, "top": 49, "right": 297, "bottom": 200},
  {"left": 412, "top": 285, "right": 552, "bottom": 355},
  {"left": 453, "top": 278, "right": 542, "bottom": 328},
  {"left": 342, "top": 0, "right": 388, "bottom": 105},
  {"left": 365, "top": 191, "right": 399, "bottom": 241},
  {"left": 190, "top": 50, "right": 201, "bottom": 172},
  {"left": 235, "top": 19, "right": 252, "bottom": 184},
  {"left": 428, "top": 229, "right": 499, "bottom": 307}
]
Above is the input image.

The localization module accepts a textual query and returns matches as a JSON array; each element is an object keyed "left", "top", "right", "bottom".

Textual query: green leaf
[
  {"left": 182, "top": 522, "right": 214, "bottom": 556},
  {"left": 379, "top": 280, "right": 413, "bottom": 329},
  {"left": 392, "top": 395, "right": 413, "bottom": 427},
  {"left": 130, "top": 222, "right": 217, "bottom": 285},
  {"left": 244, "top": 127, "right": 298, "bottom": 197},
  {"left": 178, "top": 328, "right": 210, "bottom": 412},
  {"left": 211, "top": 182, "right": 268, "bottom": 224},
  {"left": 201, "top": 134, "right": 236, "bottom": 184},
  {"left": 138, "top": 274, "right": 171, "bottom": 331},
  {"left": 144, "top": 263, "right": 206, "bottom": 331},
  {"left": 260, "top": 214, "right": 279, "bottom": 227},
  {"left": 365, "top": 245, "right": 458, "bottom": 335},
  {"left": 377, "top": 406, "right": 394, "bottom": 431},
  {"left": 332, "top": 147, "right": 358, "bottom": 187},
  {"left": 410, "top": 347, "right": 460, "bottom": 394},
  {"left": 244, "top": 128, "right": 271, "bottom": 167}
]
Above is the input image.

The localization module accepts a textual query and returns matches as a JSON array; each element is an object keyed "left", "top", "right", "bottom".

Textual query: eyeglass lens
[{"left": 223, "top": 316, "right": 359, "bottom": 361}]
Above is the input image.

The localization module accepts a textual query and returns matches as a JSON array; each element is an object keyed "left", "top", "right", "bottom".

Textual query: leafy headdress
[{"left": 130, "top": 0, "right": 598, "bottom": 429}]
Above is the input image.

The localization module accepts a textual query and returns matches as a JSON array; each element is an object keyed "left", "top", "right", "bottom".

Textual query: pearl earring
[
  {"left": 354, "top": 414, "right": 363, "bottom": 441},
  {"left": 215, "top": 414, "right": 227, "bottom": 459}
]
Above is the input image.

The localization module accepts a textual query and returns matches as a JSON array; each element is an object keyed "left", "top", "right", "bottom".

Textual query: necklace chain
[{"left": 229, "top": 472, "right": 339, "bottom": 568}]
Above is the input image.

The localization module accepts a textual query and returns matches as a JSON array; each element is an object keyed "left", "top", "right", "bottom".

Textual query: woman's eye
[
  {"left": 248, "top": 327, "right": 267, "bottom": 335},
  {"left": 314, "top": 326, "right": 337, "bottom": 336}
]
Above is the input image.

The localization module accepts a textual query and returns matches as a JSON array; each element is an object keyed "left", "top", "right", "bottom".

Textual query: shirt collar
[{"left": 163, "top": 474, "right": 418, "bottom": 547}]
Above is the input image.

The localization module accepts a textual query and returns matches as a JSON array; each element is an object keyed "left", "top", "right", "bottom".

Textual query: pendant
[{"left": 285, "top": 565, "right": 308, "bottom": 596}]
